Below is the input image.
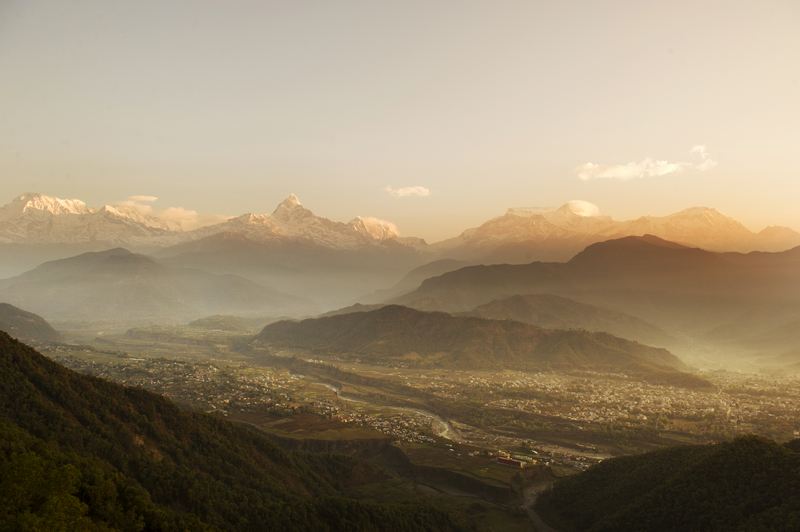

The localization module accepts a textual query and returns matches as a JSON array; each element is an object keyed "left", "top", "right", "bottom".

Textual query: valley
[{"left": 43, "top": 325, "right": 800, "bottom": 476}]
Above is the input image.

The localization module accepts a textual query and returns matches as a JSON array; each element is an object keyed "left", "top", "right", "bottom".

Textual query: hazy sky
[{"left": 1, "top": 1, "right": 798, "bottom": 240}]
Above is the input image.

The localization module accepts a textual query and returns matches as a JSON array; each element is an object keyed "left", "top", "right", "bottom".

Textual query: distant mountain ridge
[
  {"left": 255, "top": 305, "right": 708, "bottom": 387},
  {"left": 465, "top": 294, "right": 675, "bottom": 347},
  {"left": 2, "top": 192, "right": 798, "bottom": 256},
  {"left": 392, "top": 235, "right": 800, "bottom": 362},
  {"left": 434, "top": 203, "right": 800, "bottom": 263},
  {"left": 0, "top": 248, "right": 306, "bottom": 323},
  {"left": 4, "top": 192, "right": 800, "bottom": 310}
]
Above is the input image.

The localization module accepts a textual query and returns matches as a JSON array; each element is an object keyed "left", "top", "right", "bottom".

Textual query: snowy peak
[
  {"left": 0, "top": 193, "right": 90, "bottom": 221},
  {"left": 97, "top": 204, "right": 172, "bottom": 230},
  {"left": 187, "top": 195, "right": 405, "bottom": 249},
  {"left": 348, "top": 216, "right": 400, "bottom": 240},
  {"left": 271, "top": 194, "right": 315, "bottom": 223},
  {"left": 668, "top": 206, "right": 740, "bottom": 225},
  {"left": 280, "top": 193, "right": 302, "bottom": 208},
  {"left": 0, "top": 192, "right": 170, "bottom": 244}
]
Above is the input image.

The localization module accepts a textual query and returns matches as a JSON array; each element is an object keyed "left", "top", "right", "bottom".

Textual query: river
[{"left": 313, "top": 381, "right": 462, "bottom": 442}]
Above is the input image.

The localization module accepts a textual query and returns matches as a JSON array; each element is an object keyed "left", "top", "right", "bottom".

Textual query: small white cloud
[
  {"left": 127, "top": 195, "right": 159, "bottom": 203},
  {"left": 564, "top": 200, "right": 601, "bottom": 217},
  {"left": 385, "top": 185, "right": 431, "bottom": 198},
  {"left": 577, "top": 146, "right": 717, "bottom": 181},
  {"left": 160, "top": 207, "right": 229, "bottom": 231},
  {"left": 690, "top": 145, "right": 718, "bottom": 171},
  {"left": 111, "top": 195, "right": 227, "bottom": 230}
]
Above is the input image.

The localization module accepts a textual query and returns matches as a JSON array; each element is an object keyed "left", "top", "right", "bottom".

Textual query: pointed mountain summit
[{"left": 186, "top": 194, "right": 405, "bottom": 249}]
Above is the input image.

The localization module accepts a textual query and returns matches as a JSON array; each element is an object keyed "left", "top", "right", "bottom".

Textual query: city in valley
[{"left": 43, "top": 324, "right": 800, "bottom": 477}]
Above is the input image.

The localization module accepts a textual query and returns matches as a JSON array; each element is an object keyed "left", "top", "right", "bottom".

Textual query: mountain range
[
  {"left": 464, "top": 294, "right": 675, "bottom": 348},
  {"left": 391, "top": 235, "right": 800, "bottom": 364},
  {"left": 433, "top": 201, "right": 800, "bottom": 263},
  {"left": 0, "top": 248, "right": 305, "bottom": 324},
  {"left": 4, "top": 191, "right": 800, "bottom": 323},
  {"left": 2, "top": 191, "right": 799, "bottom": 277}
]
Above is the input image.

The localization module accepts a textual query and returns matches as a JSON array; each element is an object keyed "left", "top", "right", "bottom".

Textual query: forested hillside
[{"left": 0, "top": 331, "right": 463, "bottom": 531}]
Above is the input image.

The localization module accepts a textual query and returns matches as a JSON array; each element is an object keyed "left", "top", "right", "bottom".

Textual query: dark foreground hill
[
  {"left": 256, "top": 305, "right": 707, "bottom": 387},
  {"left": 536, "top": 436, "right": 800, "bottom": 531},
  {"left": 0, "top": 331, "right": 463, "bottom": 531},
  {"left": 0, "top": 302, "right": 60, "bottom": 343}
]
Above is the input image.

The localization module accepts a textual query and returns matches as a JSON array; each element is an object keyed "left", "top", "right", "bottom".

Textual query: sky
[{"left": 0, "top": 0, "right": 798, "bottom": 241}]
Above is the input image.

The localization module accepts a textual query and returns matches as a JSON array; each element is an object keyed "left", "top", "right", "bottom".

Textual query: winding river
[{"left": 314, "top": 381, "right": 462, "bottom": 442}]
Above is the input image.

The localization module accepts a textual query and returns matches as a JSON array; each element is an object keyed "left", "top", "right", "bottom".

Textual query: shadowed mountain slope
[
  {"left": 255, "top": 305, "right": 707, "bottom": 387},
  {"left": 0, "top": 303, "right": 60, "bottom": 343},
  {"left": 393, "top": 236, "right": 800, "bottom": 340},
  {"left": 465, "top": 294, "right": 675, "bottom": 347},
  {"left": 0, "top": 248, "right": 306, "bottom": 323}
]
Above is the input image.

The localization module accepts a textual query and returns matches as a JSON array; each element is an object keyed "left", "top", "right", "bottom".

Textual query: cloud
[
  {"left": 690, "top": 145, "right": 718, "bottom": 171},
  {"left": 385, "top": 185, "right": 431, "bottom": 198},
  {"left": 159, "top": 207, "right": 229, "bottom": 231},
  {"left": 564, "top": 200, "right": 601, "bottom": 217},
  {"left": 112, "top": 195, "right": 228, "bottom": 230},
  {"left": 127, "top": 195, "right": 158, "bottom": 203},
  {"left": 577, "top": 146, "right": 718, "bottom": 181}
]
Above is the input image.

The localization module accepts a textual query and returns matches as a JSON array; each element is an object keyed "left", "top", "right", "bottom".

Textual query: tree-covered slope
[
  {"left": 536, "top": 436, "right": 800, "bottom": 531},
  {"left": 0, "top": 331, "right": 462, "bottom": 531}
]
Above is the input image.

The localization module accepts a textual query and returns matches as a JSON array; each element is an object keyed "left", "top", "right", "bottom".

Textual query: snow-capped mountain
[
  {"left": 602, "top": 207, "right": 760, "bottom": 252},
  {"left": 434, "top": 201, "right": 800, "bottom": 263},
  {"left": 186, "top": 194, "right": 408, "bottom": 249},
  {"left": 0, "top": 193, "right": 91, "bottom": 220},
  {"left": 0, "top": 193, "right": 171, "bottom": 245},
  {"left": 2, "top": 192, "right": 799, "bottom": 260}
]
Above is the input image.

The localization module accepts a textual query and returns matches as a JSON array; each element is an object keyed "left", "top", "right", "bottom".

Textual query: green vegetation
[
  {"left": 536, "top": 436, "right": 800, "bottom": 531},
  {"left": 0, "top": 331, "right": 466, "bottom": 530}
]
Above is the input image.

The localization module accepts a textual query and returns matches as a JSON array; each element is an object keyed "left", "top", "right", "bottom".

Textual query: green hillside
[
  {"left": 0, "top": 331, "right": 463, "bottom": 531},
  {"left": 536, "top": 436, "right": 800, "bottom": 531}
]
